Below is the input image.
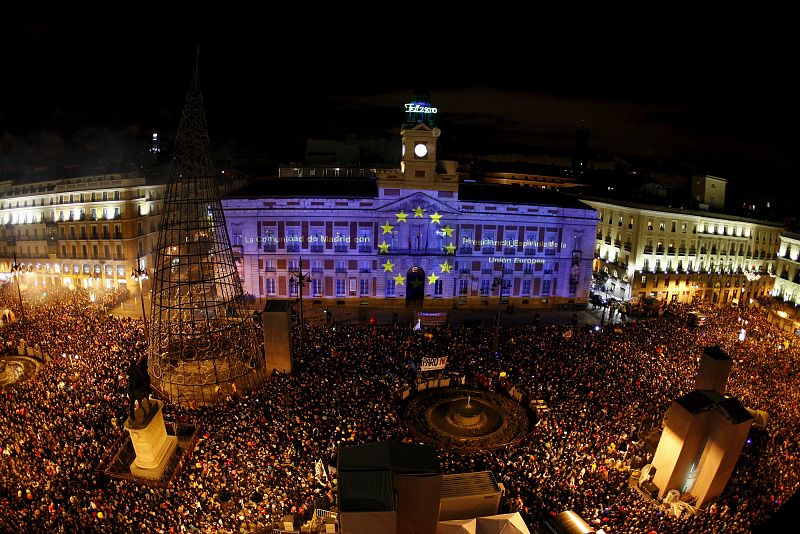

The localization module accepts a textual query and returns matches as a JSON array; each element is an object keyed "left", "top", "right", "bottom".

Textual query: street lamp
[
  {"left": 10, "top": 252, "right": 24, "bottom": 320},
  {"left": 289, "top": 256, "right": 312, "bottom": 341},
  {"left": 492, "top": 275, "right": 506, "bottom": 351},
  {"left": 130, "top": 254, "right": 149, "bottom": 339}
]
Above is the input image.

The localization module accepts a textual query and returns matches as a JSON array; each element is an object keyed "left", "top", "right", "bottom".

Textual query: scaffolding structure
[{"left": 147, "top": 59, "right": 264, "bottom": 406}]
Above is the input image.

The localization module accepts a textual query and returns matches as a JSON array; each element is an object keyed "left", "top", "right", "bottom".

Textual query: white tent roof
[
  {"left": 475, "top": 512, "right": 531, "bottom": 534},
  {"left": 437, "top": 517, "right": 477, "bottom": 534}
]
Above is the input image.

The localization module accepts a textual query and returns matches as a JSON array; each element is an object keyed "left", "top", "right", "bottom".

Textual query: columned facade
[{"left": 582, "top": 198, "right": 782, "bottom": 306}]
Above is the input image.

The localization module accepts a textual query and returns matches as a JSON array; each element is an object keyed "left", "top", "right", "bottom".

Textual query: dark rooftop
[
  {"left": 338, "top": 441, "right": 440, "bottom": 474},
  {"left": 458, "top": 182, "right": 593, "bottom": 211},
  {"left": 703, "top": 345, "right": 732, "bottom": 362},
  {"left": 718, "top": 398, "right": 754, "bottom": 425},
  {"left": 675, "top": 389, "right": 725, "bottom": 415},
  {"left": 226, "top": 177, "right": 378, "bottom": 199},
  {"left": 338, "top": 470, "right": 395, "bottom": 513}
]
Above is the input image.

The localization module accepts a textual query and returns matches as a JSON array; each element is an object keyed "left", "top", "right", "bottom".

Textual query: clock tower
[{"left": 400, "top": 91, "right": 439, "bottom": 182}]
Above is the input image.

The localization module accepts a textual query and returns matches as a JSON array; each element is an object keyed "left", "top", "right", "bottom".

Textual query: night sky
[{"left": 1, "top": 17, "right": 797, "bottom": 195}]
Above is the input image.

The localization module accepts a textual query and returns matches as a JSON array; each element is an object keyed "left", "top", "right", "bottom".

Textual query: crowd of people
[{"left": 0, "top": 282, "right": 798, "bottom": 533}]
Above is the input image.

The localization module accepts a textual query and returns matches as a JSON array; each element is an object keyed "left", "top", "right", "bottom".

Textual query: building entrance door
[{"left": 406, "top": 266, "right": 425, "bottom": 305}]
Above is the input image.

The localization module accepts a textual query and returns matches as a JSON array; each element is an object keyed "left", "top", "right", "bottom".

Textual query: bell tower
[{"left": 400, "top": 90, "right": 439, "bottom": 182}]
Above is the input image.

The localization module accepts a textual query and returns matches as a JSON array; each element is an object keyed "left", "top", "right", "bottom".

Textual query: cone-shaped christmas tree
[{"left": 147, "top": 57, "right": 264, "bottom": 406}]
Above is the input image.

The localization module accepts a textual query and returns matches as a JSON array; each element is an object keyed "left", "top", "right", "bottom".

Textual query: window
[
  {"left": 434, "top": 279, "right": 443, "bottom": 296},
  {"left": 542, "top": 279, "right": 551, "bottom": 295},
  {"left": 359, "top": 260, "right": 371, "bottom": 273},
  {"left": 265, "top": 260, "right": 276, "bottom": 272},
  {"left": 312, "top": 278, "right": 322, "bottom": 297},
  {"left": 480, "top": 279, "right": 491, "bottom": 296},
  {"left": 459, "top": 279, "right": 469, "bottom": 296},
  {"left": 659, "top": 222, "right": 665, "bottom": 232},
  {"left": 522, "top": 279, "right": 531, "bottom": 296},
  {"left": 288, "top": 259, "right": 299, "bottom": 272},
  {"left": 335, "top": 260, "right": 347, "bottom": 273},
  {"left": 336, "top": 279, "right": 346, "bottom": 297},
  {"left": 386, "top": 278, "right": 396, "bottom": 297},
  {"left": 628, "top": 217, "right": 634, "bottom": 229},
  {"left": 618, "top": 215, "right": 623, "bottom": 227},
  {"left": 681, "top": 222, "right": 687, "bottom": 233},
  {"left": 265, "top": 278, "right": 276, "bottom": 295},
  {"left": 671, "top": 221, "right": 676, "bottom": 232},
  {"left": 642, "top": 276, "right": 647, "bottom": 285},
  {"left": 648, "top": 220, "right": 653, "bottom": 231}
]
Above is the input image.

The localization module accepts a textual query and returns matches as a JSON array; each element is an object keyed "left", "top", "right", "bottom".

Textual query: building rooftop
[
  {"left": 337, "top": 441, "right": 440, "bottom": 474},
  {"left": 576, "top": 193, "right": 784, "bottom": 227},
  {"left": 675, "top": 390, "right": 753, "bottom": 425},
  {"left": 440, "top": 471, "right": 499, "bottom": 498},
  {"left": 458, "top": 182, "right": 593, "bottom": 211},
  {"left": 226, "top": 177, "right": 379, "bottom": 199}
]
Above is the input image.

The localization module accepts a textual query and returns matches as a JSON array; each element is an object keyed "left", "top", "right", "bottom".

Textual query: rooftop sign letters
[{"left": 404, "top": 103, "right": 438, "bottom": 114}]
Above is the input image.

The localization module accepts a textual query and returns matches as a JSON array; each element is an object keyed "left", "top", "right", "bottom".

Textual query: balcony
[
  {"left": 656, "top": 247, "right": 665, "bottom": 255},
  {"left": 335, "top": 267, "right": 348, "bottom": 273},
  {"left": 502, "top": 267, "right": 514, "bottom": 275},
  {"left": 286, "top": 244, "right": 301, "bottom": 253},
  {"left": 459, "top": 268, "right": 471, "bottom": 274},
  {"left": 503, "top": 247, "right": 515, "bottom": 255},
  {"left": 264, "top": 266, "right": 277, "bottom": 272},
  {"left": 524, "top": 248, "right": 536, "bottom": 256},
  {"left": 604, "top": 237, "right": 611, "bottom": 245},
  {"left": 310, "top": 244, "right": 324, "bottom": 253},
  {"left": 334, "top": 245, "right": 348, "bottom": 253},
  {"left": 688, "top": 248, "right": 696, "bottom": 255},
  {"left": 523, "top": 266, "right": 534, "bottom": 274},
  {"left": 358, "top": 245, "right": 372, "bottom": 253},
  {"left": 358, "top": 267, "right": 371, "bottom": 273},
  {"left": 459, "top": 246, "right": 473, "bottom": 254},
  {"left": 481, "top": 247, "right": 495, "bottom": 255},
  {"left": 311, "top": 267, "right": 324, "bottom": 273},
  {"left": 667, "top": 248, "right": 675, "bottom": 255},
  {"left": 613, "top": 240, "right": 621, "bottom": 248},
  {"left": 114, "top": 232, "right": 123, "bottom": 240},
  {"left": 623, "top": 243, "right": 631, "bottom": 252},
  {"left": 481, "top": 268, "right": 493, "bottom": 274},
  {"left": 263, "top": 244, "right": 277, "bottom": 253},
  {"left": 700, "top": 247, "right": 707, "bottom": 255}
]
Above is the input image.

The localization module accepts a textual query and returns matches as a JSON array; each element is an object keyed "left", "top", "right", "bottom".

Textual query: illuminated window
[
  {"left": 459, "top": 279, "right": 469, "bottom": 296},
  {"left": 336, "top": 279, "right": 346, "bottom": 297},
  {"left": 542, "top": 279, "right": 551, "bottom": 295},
  {"left": 385, "top": 278, "right": 396, "bottom": 297},
  {"left": 434, "top": 279, "right": 443, "bottom": 296}
]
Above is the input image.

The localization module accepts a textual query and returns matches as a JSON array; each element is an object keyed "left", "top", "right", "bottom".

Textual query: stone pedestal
[{"left": 124, "top": 399, "right": 178, "bottom": 479}]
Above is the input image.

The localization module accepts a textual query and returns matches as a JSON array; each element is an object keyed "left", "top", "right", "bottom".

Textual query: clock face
[{"left": 414, "top": 143, "right": 428, "bottom": 158}]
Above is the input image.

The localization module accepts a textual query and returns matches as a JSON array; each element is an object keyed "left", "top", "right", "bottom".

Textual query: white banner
[{"left": 421, "top": 356, "right": 448, "bottom": 371}]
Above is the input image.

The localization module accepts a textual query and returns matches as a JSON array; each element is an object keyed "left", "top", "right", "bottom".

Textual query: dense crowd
[{"left": 0, "top": 282, "right": 798, "bottom": 533}]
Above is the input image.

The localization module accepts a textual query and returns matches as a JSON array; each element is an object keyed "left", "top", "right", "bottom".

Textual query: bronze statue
[{"left": 127, "top": 359, "right": 152, "bottom": 420}]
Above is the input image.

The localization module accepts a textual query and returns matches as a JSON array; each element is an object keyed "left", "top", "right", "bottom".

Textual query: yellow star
[
  {"left": 444, "top": 242, "right": 456, "bottom": 254},
  {"left": 382, "top": 260, "right": 395, "bottom": 272},
  {"left": 429, "top": 211, "right": 442, "bottom": 225},
  {"left": 380, "top": 221, "right": 395, "bottom": 234},
  {"left": 378, "top": 241, "right": 390, "bottom": 253},
  {"left": 395, "top": 210, "right": 408, "bottom": 223},
  {"left": 427, "top": 273, "right": 440, "bottom": 285},
  {"left": 441, "top": 225, "right": 454, "bottom": 237},
  {"left": 439, "top": 260, "right": 452, "bottom": 274},
  {"left": 413, "top": 206, "right": 425, "bottom": 218},
  {"left": 393, "top": 273, "right": 405, "bottom": 286}
]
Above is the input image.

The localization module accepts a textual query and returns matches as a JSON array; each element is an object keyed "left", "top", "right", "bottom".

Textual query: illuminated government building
[{"left": 221, "top": 101, "right": 598, "bottom": 308}]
